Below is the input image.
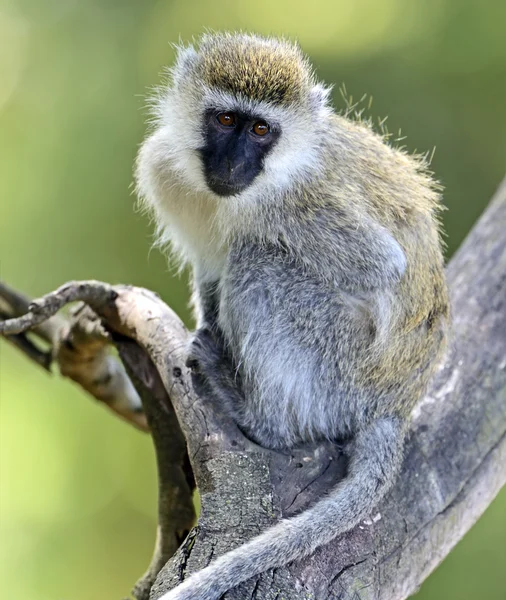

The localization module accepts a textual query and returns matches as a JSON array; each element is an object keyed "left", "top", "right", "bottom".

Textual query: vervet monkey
[{"left": 136, "top": 32, "right": 449, "bottom": 600}]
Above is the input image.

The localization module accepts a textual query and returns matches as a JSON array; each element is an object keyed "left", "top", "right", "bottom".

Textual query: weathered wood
[
  {"left": 117, "top": 339, "right": 196, "bottom": 600},
  {"left": 1, "top": 180, "right": 505, "bottom": 600}
]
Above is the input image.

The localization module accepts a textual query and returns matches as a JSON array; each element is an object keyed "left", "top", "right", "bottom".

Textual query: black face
[{"left": 199, "top": 109, "right": 280, "bottom": 197}]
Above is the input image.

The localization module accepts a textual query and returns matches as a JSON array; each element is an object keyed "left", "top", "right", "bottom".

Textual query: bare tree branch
[
  {"left": 0, "top": 283, "right": 197, "bottom": 600},
  {"left": 116, "top": 338, "right": 196, "bottom": 599},
  {"left": 0, "top": 280, "right": 65, "bottom": 342},
  {"left": 1, "top": 178, "right": 505, "bottom": 599},
  {"left": 0, "top": 282, "right": 148, "bottom": 431},
  {"left": 0, "top": 313, "right": 52, "bottom": 371},
  {"left": 54, "top": 303, "right": 148, "bottom": 431}
]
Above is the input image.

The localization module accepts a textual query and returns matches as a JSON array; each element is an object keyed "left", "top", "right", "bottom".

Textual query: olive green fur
[
  {"left": 191, "top": 32, "right": 317, "bottom": 106},
  {"left": 277, "top": 113, "right": 449, "bottom": 418}
]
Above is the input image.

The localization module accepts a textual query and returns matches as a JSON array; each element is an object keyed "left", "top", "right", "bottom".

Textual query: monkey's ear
[
  {"left": 309, "top": 83, "right": 333, "bottom": 111},
  {"left": 171, "top": 45, "right": 199, "bottom": 87}
]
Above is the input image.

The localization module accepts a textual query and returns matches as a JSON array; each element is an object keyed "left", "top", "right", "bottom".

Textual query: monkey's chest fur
[{"left": 211, "top": 244, "right": 383, "bottom": 450}]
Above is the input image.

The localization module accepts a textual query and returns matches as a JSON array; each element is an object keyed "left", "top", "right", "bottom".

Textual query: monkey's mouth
[{"left": 206, "top": 178, "right": 248, "bottom": 197}]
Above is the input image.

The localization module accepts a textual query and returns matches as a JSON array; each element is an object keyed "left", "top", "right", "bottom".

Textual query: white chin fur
[{"left": 135, "top": 85, "right": 329, "bottom": 271}]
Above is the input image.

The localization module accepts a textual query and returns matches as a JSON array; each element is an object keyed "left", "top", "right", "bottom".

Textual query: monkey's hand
[
  {"left": 185, "top": 327, "right": 223, "bottom": 376},
  {"left": 186, "top": 327, "right": 245, "bottom": 415}
]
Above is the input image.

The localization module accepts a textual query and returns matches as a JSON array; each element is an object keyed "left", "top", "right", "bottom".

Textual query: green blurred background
[{"left": 1, "top": 0, "right": 505, "bottom": 598}]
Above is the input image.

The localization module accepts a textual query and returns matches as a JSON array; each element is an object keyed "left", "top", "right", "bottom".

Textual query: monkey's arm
[
  {"left": 186, "top": 326, "right": 245, "bottom": 416},
  {"left": 187, "top": 270, "right": 247, "bottom": 416}
]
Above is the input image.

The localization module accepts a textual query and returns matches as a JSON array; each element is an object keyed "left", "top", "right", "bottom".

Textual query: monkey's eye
[
  {"left": 252, "top": 121, "right": 270, "bottom": 136},
  {"left": 217, "top": 112, "right": 236, "bottom": 127}
]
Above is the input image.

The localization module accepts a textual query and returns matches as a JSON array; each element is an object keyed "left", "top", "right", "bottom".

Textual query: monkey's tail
[{"left": 161, "top": 416, "right": 405, "bottom": 600}]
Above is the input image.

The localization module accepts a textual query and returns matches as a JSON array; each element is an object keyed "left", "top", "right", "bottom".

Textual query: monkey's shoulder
[{"left": 324, "top": 114, "right": 444, "bottom": 227}]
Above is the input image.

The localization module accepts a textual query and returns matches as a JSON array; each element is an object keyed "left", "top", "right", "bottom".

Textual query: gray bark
[{"left": 1, "top": 179, "right": 505, "bottom": 600}]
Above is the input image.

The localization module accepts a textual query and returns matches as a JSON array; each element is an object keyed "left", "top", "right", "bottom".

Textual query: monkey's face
[
  {"left": 199, "top": 109, "right": 280, "bottom": 197},
  {"left": 139, "top": 35, "right": 334, "bottom": 205}
]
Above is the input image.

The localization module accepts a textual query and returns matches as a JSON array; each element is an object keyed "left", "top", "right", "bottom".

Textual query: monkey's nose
[
  {"left": 229, "top": 161, "right": 245, "bottom": 175},
  {"left": 226, "top": 157, "right": 245, "bottom": 175}
]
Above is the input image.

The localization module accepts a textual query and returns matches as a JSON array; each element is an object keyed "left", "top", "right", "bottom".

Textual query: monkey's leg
[{"left": 159, "top": 416, "right": 406, "bottom": 600}]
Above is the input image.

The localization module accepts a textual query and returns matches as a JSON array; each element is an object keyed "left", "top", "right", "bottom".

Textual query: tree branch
[
  {"left": 1, "top": 179, "right": 505, "bottom": 599},
  {"left": 0, "top": 283, "right": 196, "bottom": 599},
  {"left": 0, "top": 282, "right": 147, "bottom": 431},
  {"left": 0, "top": 312, "right": 52, "bottom": 371}
]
